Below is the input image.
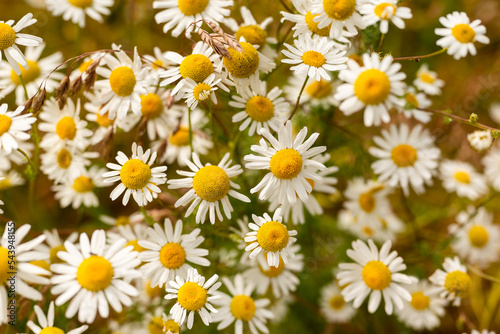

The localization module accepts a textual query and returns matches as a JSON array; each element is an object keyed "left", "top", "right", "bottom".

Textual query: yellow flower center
[
  {"left": 56, "top": 116, "right": 77, "bottom": 140},
  {"left": 354, "top": 69, "right": 391, "bottom": 105},
  {"left": 302, "top": 50, "right": 326, "bottom": 68},
  {"left": 236, "top": 25, "right": 267, "bottom": 47},
  {"left": 126, "top": 239, "right": 146, "bottom": 252},
  {"left": 259, "top": 254, "right": 285, "bottom": 277},
  {"left": 177, "top": 281, "right": 207, "bottom": 311},
  {"left": 270, "top": 148, "right": 303, "bottom": 180},
  {"left": 57, "top": 148, "right": 72, "bottom": 169},
  {"left": 39, "top": 328, "right": 65, "bottom": 334},
  {"left": 404, "top": 93, "right": 419, "bottom": 108},
  {"left": 223, "top": 42, "right": 260, "bottom": 79},
  {"left": 256, "top": 220, "right": 289, "bottom": 252},
  {"left": 362, "top": 260, "right": 392, "bottom": 290},
  {"left": 358, "top": 191, "right": 375, "bottom": 213},
  {"left": 145, "top": 280, "right": 163, "bottom": 298},
  {"left": 50, "top": 245, "right": 66, "bottom": 264},
  {"left": 163, "top": 319, "right": 181, "bottom": 333},
  {"left": 11, "top": 60, "right": 41, "bottom": 85},
  {"left": 152, "top": 59, "right": 164, "bottom": 70},
  {"left": 374, "top": 3, "right": 396, "bottom": 19},
  {"left": 305, "top": 11, "right": 331, "bottom": 36},
  {"left": 391, "top": 144, "right": 418, "bottom": 167},
  {"left": 179, "top": 54, "right": 214, "bottom": 83},
  {"left": 0, "top": 115, "right": 12, "bottom": 136},
  {"left": 363, "top": 226, "right": 374, "bottom": 236},
  {"left": 0, "top": 23, "right": 16, "bottom": 51},
  {"left": 76, "top": 255, "right": 114, "bottom": 291},
  {"left": 468, "top": 225, "right": 489, "bottom": 248},
  {"left": 329, "top": 295, "right": 345, "bottom": 310},
  {"left": 141, "top": 93, "right": 163, "bottom": 119},
  {"left": 30, "top": 260, "right": 51, "bottom": 275},
  {"left": 420, "top": 73, "right": 435, "bottom": 84},
  {"left": 148, "top": 316, "right": 164, "bottom": 334},
  {"left": 230, "top": 295, "right": 256, "bottom": 321},
  {"left": 322, "top": 0, "right": 356, "bottom": 21},
  {"left": 0, "top": 247, "right": 15, "bottom": 284},
  {"left": 192, "top": 165, "right": 230, "bottom": 202},
  {"left": 96, "top": 111, "right": 114, "bottom": 127},
  {"left": 115, "top": 215, "right": 130, "bottom": 226},
  {"left": 0, "top": 178, "right": 11, "bottom": 190},
  {"left": 120, "top": 159, "right": 152, "bottom": 190},
  {"left": 178, "top": 0, "right": 209, "bottom": 16},
  {"left": 451, "top": 23, "right": 476, "bottom": 44},
  {"left": 79, "top": 60, "right": 93, "bottom": 73},
  {"left": 169, "top": 127, "right": 190, "bottom": 146},
  {"left": 159, "top": 242, "right": 186, "bottom": 269},
  {"left": 410, "top": 291, "right": 430, "bottom": 311},
  {"left": 68, "top": 0, "right": 93, "bottom": 8},
  {"left": 109, "top": 66, "right": 136, "bottom": 97},
  {"left": 246, "top": 96, "right": 274, "bottom": 122},
  {"left": 72, "top": 176, "right": 94, "bottom": 193},
  {"left": 444, "top": 270, "right": 471, "bottom": 297},
  {"left": 306, "top": 79, "right": 333, "bottom": 99},
  {"left": 454, "top": 171, "right": 470, "bottom": 184},
  {"left": 193, "top": 83, "right": 212, "bottom": 101}
]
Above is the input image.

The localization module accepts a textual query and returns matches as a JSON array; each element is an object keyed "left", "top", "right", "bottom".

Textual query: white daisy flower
[
  {"left": 0, "top": 43, "right": 64, "bottom": 104},
  {"left": 143, "top": 47, "right": 171, "bottom": 74},
  {"left": 439, "top": 160, "right": 488, "bottom": 200},
  {"left": 413, "top": 64, "right": 444, "bottom": 96},
  {"left": 103, "top": 142, "right": 167, "bottom": 206},
  {"left": 153, "top": 0, "right": 233, "bottom": 37},
  {"left": 400, "top": 86, "right": 432, "bottom": 123},
  {"left": 165, "top": 268, "right": 221, "bottom": 329},
  {"left": 229, "top": 75, "right": 289, "bottom": 136},
  {"left": 99, "top": 212, "right": 144, "bottom": 226},
  {"left": 395, "top": 280, "right": 445, "bottom": 331},
  {"left": 244, "top": 120, "right": 327, "bottom": 205},
  {"left": 1, "top": 223, "right": 50, "bottom": 324},
  {"left": 34, "top": 228, "right": 79, "bottom": 267},
  {"left": 284, "top": 74, "right": 340, "bottom": 109},
  {"left": 161, "top": 313, "right": 182, "bottom": 334},
  {"left": 310, "top": 0, "right": 366, "bottom": 39},
  {"left": 337, "top": 239, "right": 416, "bottom": 315},
  {"left": 27, "top": 301, "right": 89, "bottom": 334},
  {"left": 360, "top": 0, "right": 412, "bottom": 34},
  {"left": 335, "top": 52, "right": 406, "bottom": 127},
  {"left": 429, "top": 256, "right": 471, "bottom": 306},
  {"left": 488, "top": 102, "right": 500, "bottom": 124},
  {"left": 69, "top": 53, "right": 104, "bottom": 81},
  {"left": 244, "top": 208, "right": 297, "bottom": 268},
  {"left": 138, "top": 219, "right": 210, "bottom": 288},
  {"left": 46, "top": 0, "right": 114, "bottom": 27},
  {"left": 213, "top": 274, "right": 274, "bottom": 334},
  {"left": 176, "top": 73, "right": 221, "bottom": 110},
  {"left": 140, "top": 88, "right": 182, "bottom": 141},
  {"left": 282, "top": 34, "right": 348, "bottom": 81},
  {"left": 107, "top": 223, "right": 149, "bottom": 253},
  {"left": 40, "top": 145, "right": 98, "bottom": 184},
  {"left": 449, "top": 207, "right": 500, "bottom": 268},
  {"left": 320, "top": 282, "right": 356, "bottom": 323},
  {"left": 482, "top": 144, "right": 500, "bottom": 191},
  {"left": 0, "top": 104, "right": 35, "bottom": 154},
  {"left": 435, "top": 11, "right": 490, "bottom": 60},
  {"left": 51, "top": 230, "right": 141, "bottom": 323},
  {"left": 369, "top": 124, "right": 441, "bottom": 195},
  {"left": 338, "top": 209, "right": 404, "bottom": 243},
  {"left": 0, "top": 13, "right": 43, "bottom": 76},
  {"left": 467, "top": 130, "right": 493, "bottom": 152},
  {"left": 167, "top": 152, "right": 250, "bottom": 224}
]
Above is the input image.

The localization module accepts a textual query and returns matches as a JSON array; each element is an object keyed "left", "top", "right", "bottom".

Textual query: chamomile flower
[
  {"left": 140, "top": 88, "right": 182, "bottom": 141},
  {"left": 282, "top": 34, "right": 348, "bottom": 81},
  {"left": 27, "top": 301, "right": 89, "bottom": 334},
  {"left": 138, "top": 219, "right": 210, "bottom": 288},
  {"left": 413, "top": 64, "right": 444, "bottom": 96},
  {"left": 0, "top": 104, "right": 35, "bottom": 154},
  {"left": 337, "top": 239, "right": 416, "bottom": 315},
  {"left": 281, "top": 0, "right": 337, "bottom": 38},
  {"left": 489, "top": 102, "right": 500, "bottom": 124},
  {"left": 400, "top": 87, "right": 432, "bottom": 123},
  {"left": 162, "top": 313, "right": 182, "bottom": 333},
  {"left": 439, "top": 160, "right": 488, "bottom": 200},
  {"left": 213, "top": 274, "right": 274, "bottom": 334},
  {"left": 369, "top": 124, "right": 441, "bottom": 195},
  {"left": 46, "top": 0, "right": 114, "bottom": 27},
  {"left": 320, "top": 282, "right": 356, "bottom": 323},
  {"left": 229, "top": 75, "right": 289, "bottom": 136},
  {"left": 99, "top": 212, "right": 144, "bottom": 227},
  {"left": 335, "top": 52, "right": 406, "bottom": 127},
  {"left": 0, "top": 13, "right": 43, "bottom": 76},
  {"left": 435, "top": 11, "right": 489, "bottom": 60},
  {"left": 50, "top": 230, "right": 141, "bottom": 323},
  {"left": 310, "top": 0, "right": 366, "bottom": 39},
  {"left": 244, "top": 120, "right": 327, "bottom": 205},
  {"left": 338, "top": 209, "right": 404, "bottom": 243},
  {"left": 482, "top": 144, "right": 500, "bottom": 191},
  {"left": 467, "top": 130, "right": 493, "bottom": 152},
  {"left": 284, "top": 75, "right": 339, "bottom": 109},
  {"left": 0, "top": 43, "right": 64, "bottom": 104},
  {"left": 168, "top": 152, "right": 250, "bottom": 224},
  {"left": 103, "top": 142, "right": 167, "bottom": 206},
  {"left": 176, "top": 73, "right": 221, "bottom": 110},
  {"left": 143, "top": 47, "right": 171, "bottom": 74},
  {"left": 360, "top": 0, "right": 412, "bottom": 34},
  {"left": 40, "top": 145, "right": 98, "bottom": 184},
  {"left": 165, "top": 268, "right": 221, "bottom": 329},
  {"left": 107, "top": 223, "right": 149, "bottom": 254},
  {"left": 429, "top": 256, "right": 471, "bottom": 306},
  {"left": 244, "top": 208, "right": 297, "bottom": 268},
  {"left": 34, "top": 228, "right": 79, "bottom": 267},
  {"left": 395, "top": 280, "right": 445, "bottom": 331},
  {"left": 153, "top": 0, "right": 233, "bottom": 37}
]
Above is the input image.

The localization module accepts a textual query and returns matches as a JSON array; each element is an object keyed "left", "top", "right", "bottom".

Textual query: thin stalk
[
  {"left": 418, "top": 107, "right": 500, "bottom": 132},
  {"left": 288, "top": 76, "right": 309, "bottom": 121},
  {"left": 19, "top": 74, "right": 29, "bottom": 100},
  {"left": 376, "top": 33, "right": 385, "bottom": 53},
  {"left": 393, "top": 48, "right": 448, "bottom": 61}
]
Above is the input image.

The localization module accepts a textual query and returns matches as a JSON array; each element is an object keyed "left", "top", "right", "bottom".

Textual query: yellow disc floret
[
  {"left": 236, "top": 25, "right": 267, "bottom": 47},
  {"left": 374, "top": 3, "right": 396, "bottom": 19},
  {"left": 79, "top": 60, "right": 93, "bottom": 73},
  {"left": 302, "top": 51, "right": 326, "bottom": 68},
  {"left": 11, "top": 60, "right": 41, "bottom": 85},
  {"left": 391, "top": 144, "right": 417, "bottom": 167},
  {"left": 169, "top": 127, "right": 190, "bottom": 146},
  {"left": 454, "top": 171, "right": 470, "bottom": 184},
  {"left": 120, "top": 159, "right": 152, "bottom": 190},
  {"left": 72, "top": 176, "right": 94, "bottom": 193},
  {"left": 39, "top": 328, "right": 65, "bottom": 334},
  {"left": 76, "top": 255, "right": 114, "bottom": 291},
  {"left": 468, "top": 225, "right": 489, "bottom": 248},
  {"left": 192, "top": 165, "right": 230, "bottom": 202},
  {"left": 305, "top": 11, "right": 331, "bottom": 36},
  {"left": 0, "top": 247, "right": 13, "bottom": 284},
  {"left": 420, "top": 73, "right": 435, "bottom": 84},
  {"left": 96, "top": 111, "right": 114, "bottom": 127},
  {"left": 56, "top": 116, "right": 77, "bottom": 140},
  {"left": 322, "top": 0, "right": 356, "bottom": 21},
  {"left": 444, "top": 270, "right": 471, "bottom": 297},
  {"left": 50, "top": 245, "right": 66, "bottom": 264},
  {"left": 354, "top": 69, "right": 391, "bottom": 105},
  {"left": 159, "top": 242, "right": 186, "bottom": 269},
  {"left": 177, "top": 281, "right": 207, "bottom": 311},
  {"left": 452, "top": 24, "right": 476, "bottom": 44},
  {"left": 109, "top": 66, "right": 136, "bottom": 97},
  {"left": 329, "top": 296, "right": 346, "bottom": 310},
  {"left": 68, "top": 0, "right": 93, "bottom": 8},
  {"left": 148, "top": 316, "right": 164, "bottom": 334},
  {"left": 178, "top": 0, "right": 209, "bottom": 16},
  {"left": 179, "top": 54, "right": 214, "bottom": 83},
  {"left": 193, "top": 83, "right": 212, "bottom": 101},
  {"left": 410, "top": 291, "right": 430, "bottom": 310},
  {"left": 246, "top": 96, "right": 275, "bottom": 122},
  {"left": 306, "top": 79, "right": 333, "bottom": 99},
  {"left": 259, "top": 254, "right": 285, "bottom": 277},
  {"left": 358, "top": 191, "right": 375, "bottom": 213},
  {"left": 145, "top": 280, "right": 163, "bottom": 299},
  {"left": 126, "top": 239, "right": 146, "bottom": 252},
  {"left": 57, "top": 148, "right": 72, "bottom": 169},
  {"left": 0, "top": 115, "right": 12, "bottom": 136},
  {"left": 115, "top": 215, "right": 130, "bottom": 226},
  {"left": 270, "top": 148, "right": 303, "bottom": 180},
  {"left": 223, "top": 42, "right": 260, "bottom": 79},
  {"left": 141, "top": 93, "right": 163, "bottom": 119},
  {"left": 230, "top": 295, "right": 256, "bottom": 321},
  {"left": 257, "top": 221, "right": 289, "bottom": 252},
  {"left": 163, "top": 319, "right": 181, "bottom": 333},
  {"left": 362, "top": 260, "right": 392, "bottom": 290},
  {"left": 404, "top": 93, "right": 419, "bottom": 108},
  {"left": 0, "top": 23, "right": 16, "bottom": 51}
]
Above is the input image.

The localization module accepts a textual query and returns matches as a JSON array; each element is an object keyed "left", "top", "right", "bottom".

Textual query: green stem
[
  {"left": 19, "top": 74, "right": 29, "bottom": 101},
  {"left": 376, "top": 33, "right": 385, "bottom": 53},
  {"left": 288, "top": 76, "right": 309, "bottom": 121},
  {"left": 207, "top": 102, "right": 220, "bottom": 159},
  {"left": 188, "top": 107, "right": 194, "bottom": 154},
  {"left": 418, "top": 107, "right": 500, "bottom": 132},
  {"left": 392, "top": 48, "right": 448, "bottom": 61},
  {"left": 16, "top": 148, "right": 33, "bottom": 167},
  {"left": 139, "top": 206, "right": 156, "bottom": 225}
]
